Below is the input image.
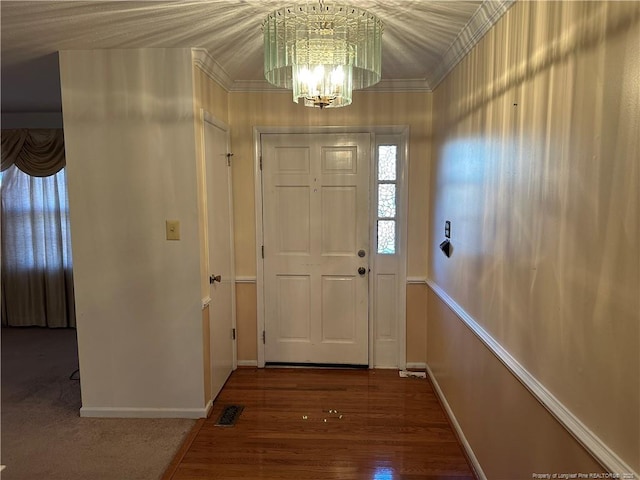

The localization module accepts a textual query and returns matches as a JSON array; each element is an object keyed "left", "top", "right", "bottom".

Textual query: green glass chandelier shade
[{"left": 263, "top": 3, "right": 383, "bottom": 108}]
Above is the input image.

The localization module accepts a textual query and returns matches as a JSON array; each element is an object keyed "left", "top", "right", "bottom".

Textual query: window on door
[{"left": 376, "top": 144, "right": 398, "bottom": 255}]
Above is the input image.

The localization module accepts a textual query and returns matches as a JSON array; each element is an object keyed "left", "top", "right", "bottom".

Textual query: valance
[{"left": 1, "top": 129, "right": 66, "bottom": 177}]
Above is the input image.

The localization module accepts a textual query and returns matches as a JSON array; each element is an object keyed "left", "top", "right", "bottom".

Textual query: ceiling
[{"left": 0, "top": 0, "right": 513, "bottom": 113}]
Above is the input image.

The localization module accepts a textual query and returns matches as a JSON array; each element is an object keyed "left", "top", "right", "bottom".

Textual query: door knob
[
  {"left": 358, "top": 267, "right": 366, "bottom": 276},
  {"left": 210, "top": 274, "right": 222, "bottom": 284}
]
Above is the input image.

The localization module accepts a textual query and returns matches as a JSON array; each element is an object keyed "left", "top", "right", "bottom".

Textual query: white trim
[
  {"left": 192, "top": 48, "right": 232, "bottom": 91},
  {"left": 235, "top": 276, "right": 257, "bottom": 284},
  {"left": 406, "top": 277, "right": 427, "bottom": 285},
  {"left": 201, "top": 296, "right": 211, "bottom": 309},
  {"left": 405, "top": 362, "right": 427, "bottom": 370},
  {"left": 398, "top": 130, "right": 409, "bottom": 370},
  {"left": 254, "top": 127, "right": 266, "bottom": 368},
  {"left": 426, "top": 280, "right": 638, "bottom": 478},
  {"left": 368, "top": 135, "right": 376, "bottom": 369},
  {"left": 237, "top": 360, "right": 258, "bottom": 367},
  {"left": 427, "top": 1, "right": 515, "bottom": 89},
  {"left": 80, "top": 404, "right": 211, "bottom": 419},
  {"left": 426, "top": 364, "right": 487, "bottom": 480}
]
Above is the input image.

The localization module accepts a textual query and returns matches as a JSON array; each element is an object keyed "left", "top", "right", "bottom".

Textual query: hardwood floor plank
[{"left": 167, "top": 368, "right": 476, "bottom": 480}]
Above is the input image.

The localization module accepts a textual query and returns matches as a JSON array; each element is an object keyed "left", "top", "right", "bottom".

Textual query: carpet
[{"left": 1, "top": 327, "right": 195, "bottom": 480}]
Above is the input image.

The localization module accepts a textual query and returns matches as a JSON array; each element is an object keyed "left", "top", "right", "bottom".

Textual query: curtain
[
  {"left": 1, "top": 129, "right": 76, "bottom": 327},
  {"left": 1, "top": 129, "right": 66, "bottom": 176}
]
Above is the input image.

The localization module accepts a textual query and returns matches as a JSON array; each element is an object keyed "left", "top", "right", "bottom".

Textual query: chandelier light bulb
[{"left": 262, "top": 3, "right": 383, "bottom": 109}]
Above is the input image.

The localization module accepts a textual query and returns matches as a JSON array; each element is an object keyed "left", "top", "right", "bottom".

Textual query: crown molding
[
  {"left": 196, "top": 1, "right": 514, "bottom": 95},
  {"left": 427, "top": 0, "right": 515, "bottom": 90},
  {"left": 191, "top": 48, "right": 233, "bottom": 92}
]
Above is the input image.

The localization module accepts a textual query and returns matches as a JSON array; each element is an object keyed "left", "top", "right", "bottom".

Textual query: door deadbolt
[
  {"left": 358, "top": 249, "right": 366, "bottom": 258},
  {"left": 358, "top": 267, "right": 366, "bottom": 276}
]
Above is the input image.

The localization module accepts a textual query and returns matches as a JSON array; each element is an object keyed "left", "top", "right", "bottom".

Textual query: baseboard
[
  {"left": 426, "top": 364, "right": 487, "bottom": 480},
  {"left": 426, "top": 279, "right": 638, "bottom": 478},
  {"left": 405, "top": 362, "right": 427, "bottom": 370},
  {"left": 80, "top": 406, "right": 209, "bottom": 419},
  {"left": 236, "top": 360, "right": 258, "bottom": 367}
]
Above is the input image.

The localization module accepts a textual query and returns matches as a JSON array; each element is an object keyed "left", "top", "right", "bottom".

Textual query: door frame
[{"left": 254, "top": 125, "right": 409, "bottom": 369}]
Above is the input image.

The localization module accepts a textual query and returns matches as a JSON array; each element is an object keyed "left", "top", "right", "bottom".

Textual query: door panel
[
  {"left": 276, "top": 275, "right": 311, "bottom": 341},
  {"left": 321, "top": 276, "right": 357, "bottom": 341},
  {"left": 205, "top": 118, "right": 235, "bottom": 400},
  {"left": 262, "top": 133, "right": 370, "bottom": 365},
  {"left": 321, "top": 186, "right": 357, "bottom": 254},
  {"left": 276, "top": 186, "right": 310, "bottom": 253}
]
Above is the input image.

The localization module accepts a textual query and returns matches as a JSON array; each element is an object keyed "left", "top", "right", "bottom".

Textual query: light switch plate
[{"left": 166, "top": 220, "right": 180, "bottom": 240}]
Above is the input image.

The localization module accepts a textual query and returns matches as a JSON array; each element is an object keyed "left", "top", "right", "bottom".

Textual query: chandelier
[{"left": 262, "top": 2, "right": 384, "bottom": 108}]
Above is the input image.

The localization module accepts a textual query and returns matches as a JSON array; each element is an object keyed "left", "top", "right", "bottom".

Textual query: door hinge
[
  {"left": 226, "top": 152, "right": 234, "bottom": 167},
  {"left": 262, "top": 330, "right": 266, "bottom": 344},
  {"left": 232, "top": 328, "right": 236, "bottom": 340},
  {"left": 261, "top": 245, "right": 264, "bottom": 259},
  {"left": 259, "top": 155, "right": 263, "bottom": 170}
]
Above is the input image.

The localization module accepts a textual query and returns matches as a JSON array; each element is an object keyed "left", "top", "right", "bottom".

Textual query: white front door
[
  {"left": 205, "top": 115, "right": 235, "bottom": 399},
  {"left": 261, "top": 133, "right": 370, "bottom": 365}
]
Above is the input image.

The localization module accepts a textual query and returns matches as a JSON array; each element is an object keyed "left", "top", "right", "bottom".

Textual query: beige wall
[
  {"left": 194, "top": 66, "right": 229, "bottom": 124},
  {"left": 406, "top": 284, "right": 427, "bottom": 364},
  {"left": 429, "top": 1, "right": 639, "bottom": 476},
  {"left": 228, "top": 90, "right": 432, "bottom": 362},
  {"left": 236, "top": 283, "right": 258, "bottom": 362}
]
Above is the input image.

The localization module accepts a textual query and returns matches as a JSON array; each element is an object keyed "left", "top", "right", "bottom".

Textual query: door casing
[{"left": 254, "top": 125, "right": 409, "bottom": 369}]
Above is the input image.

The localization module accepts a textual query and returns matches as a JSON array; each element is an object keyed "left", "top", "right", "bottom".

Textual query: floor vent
[{"left": 215, "top": 405, "right": 244, "bottom": 427}]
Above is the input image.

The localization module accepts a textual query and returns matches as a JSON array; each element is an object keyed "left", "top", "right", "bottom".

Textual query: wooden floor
[{"left": 164, "top": 368, "right": 476, "bottom": 480}]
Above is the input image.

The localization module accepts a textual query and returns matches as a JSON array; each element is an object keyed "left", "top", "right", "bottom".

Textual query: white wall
[{"left": 59, "top": 49, "right": 206, "bottom": 416}]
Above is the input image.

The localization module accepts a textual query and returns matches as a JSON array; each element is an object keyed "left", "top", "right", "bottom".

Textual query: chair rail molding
[{"left": 426, "top": 279, "right": 638, "bottom": 477}]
